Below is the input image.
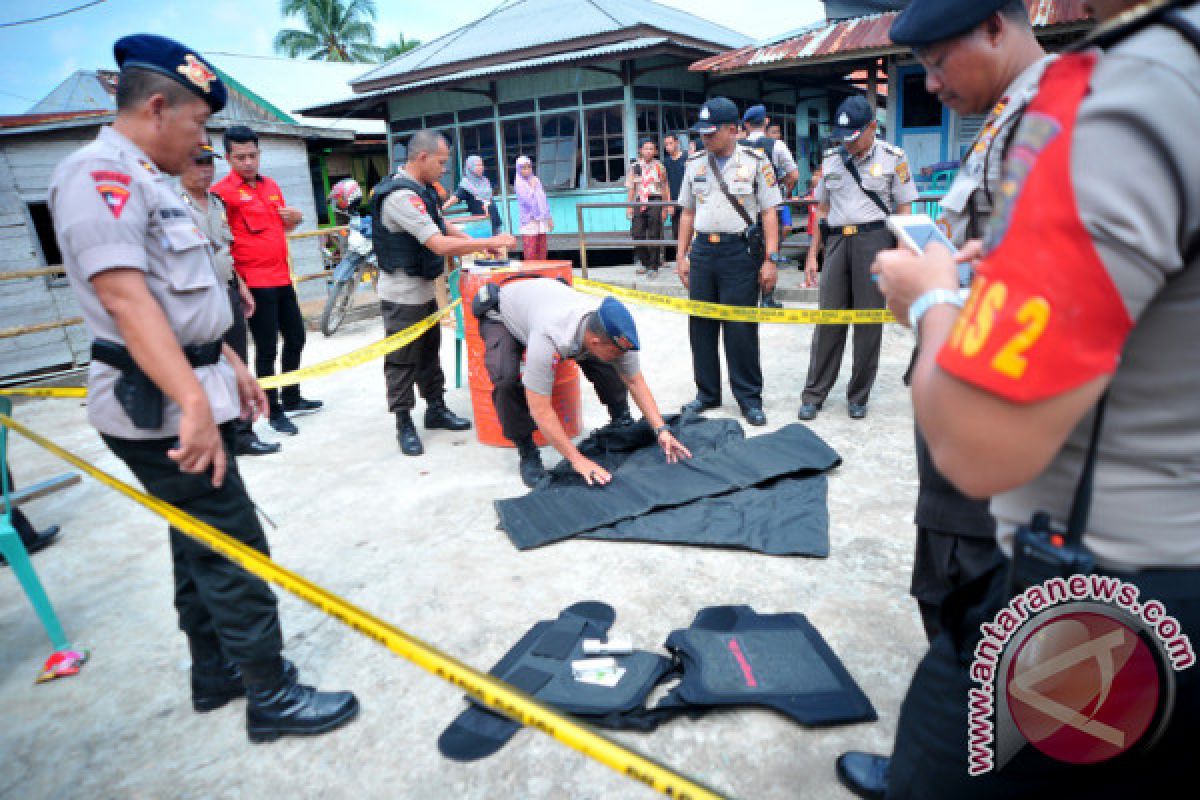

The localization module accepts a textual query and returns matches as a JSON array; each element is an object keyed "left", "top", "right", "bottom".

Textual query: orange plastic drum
[{"left": 460, "top": 260, "right": 583, "bottom": 447}]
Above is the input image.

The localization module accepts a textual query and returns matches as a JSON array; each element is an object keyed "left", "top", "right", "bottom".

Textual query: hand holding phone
[{"left": 886, "top": 214, "right": 972, "bottom": 287}]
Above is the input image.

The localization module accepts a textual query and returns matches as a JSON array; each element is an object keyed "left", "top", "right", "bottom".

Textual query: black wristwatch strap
[{"left": 654, "top": 424, "right": 670, "bottom": 437}]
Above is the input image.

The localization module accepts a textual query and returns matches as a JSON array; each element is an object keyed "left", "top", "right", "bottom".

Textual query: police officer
[
  {"left": 876, "top": 1, "right": 1200, "bottom": 796},
  {"left": 834, "top": 2, "right": 1051, "bottom": 794},
  {"left": 741, "top": 104, "right": 800, "bottom": 308},
  {"left": 371, "top": 130, "right": 515, "bottom": 455},
  {"left": 798, "top": 95, "right": 918, "bottom": 421},
  {"left": 178, "top": 140, "right": 280, "bottom": 457},
  {"left": 675, "top": 97, "right": 783, "bottom": 427},
  {"left": 48, "top": 34, "right": 357, "bottom": 741},
  {"left": 475, "top": 278, "right": 690, "bottom": 487}
]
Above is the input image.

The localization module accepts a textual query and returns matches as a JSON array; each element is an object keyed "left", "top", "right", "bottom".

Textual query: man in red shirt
[{"left": 212, "top": 125, "right": 320, "bottom": 435}]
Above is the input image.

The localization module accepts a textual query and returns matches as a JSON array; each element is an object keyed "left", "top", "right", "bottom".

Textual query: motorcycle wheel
[{"left": 320, "top": 278, "right": 357, "bottom": 336}]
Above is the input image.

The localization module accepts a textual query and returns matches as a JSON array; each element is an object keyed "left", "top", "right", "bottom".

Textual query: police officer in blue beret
[
  {"left": 48, "top": 34, "right": 358, "bottom": 741},
  {"left": 833, "top": 3, "right": 1051, "bottom": 796},
  {"left": 740, "top": 104, "right": 801, "bottom": 309}
]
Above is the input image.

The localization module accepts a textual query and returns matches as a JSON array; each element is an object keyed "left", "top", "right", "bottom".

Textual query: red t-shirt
[{"left": 211, "top": 172, "right": 291, "bottom": 288}]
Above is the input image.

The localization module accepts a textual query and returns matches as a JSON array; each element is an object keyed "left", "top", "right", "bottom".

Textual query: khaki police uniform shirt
[
  {"left": 180, "top": 188, "right": 236, "bottom": 285},
  {"left": 677, "top": 145, "right": 783, "bottom": 233},
  {"left": 376, "top": 168, "right": 441, "bottom": 306},
  {"left": 815, "top": 139, "right": 918, "bottom": 227},
  {"left": 958, "top": 7, "right": 1200, "bottom": 569},
  {"left": 938, "top": 56, "right": 1055, "bottom": 246},
  {"left": 49, "top": 126, "right": 238, "bottom": 440},
  {"left": 497, "top": 278, "right": 640, "bottom": 396}
]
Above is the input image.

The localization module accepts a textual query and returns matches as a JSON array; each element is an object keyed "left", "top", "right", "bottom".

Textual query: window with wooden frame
[
  {"left": 458, "top": 122, "right": 500, "bottom": 186},
  {"left": 502, "top": 117, "right": 538, "bottom": 183},
  {"left": 585, "top": 105, "right": 625, "bottom": 187},
  {"left": 537, "top": 113, "right": 578, "bottom": 191}
]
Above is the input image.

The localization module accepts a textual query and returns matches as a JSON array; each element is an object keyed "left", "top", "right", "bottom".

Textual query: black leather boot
[
  {"left": 396, "top": 411, "right": 424, "bottom": 456},
  {"left": 243, "top": 658, "right": 359, "bottom": 743},
  {"left": 835, "top": 752, "right": 889, "bottom": 799},
  {"left": 193, "top": 656, "right": 297, "bottom": 713},
  {"left": 424, "top": 401, "right": 471, "bottom": 431},
  {"left": 515, "top": 436, "right": 545, "bottom": 489}
]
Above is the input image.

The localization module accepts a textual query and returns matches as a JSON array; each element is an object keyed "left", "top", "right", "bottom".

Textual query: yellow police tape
[
  {"left": 0, "top": 301, "right": 458, "bottom": 400},
  {"left": 575, "top": 278, "right": 897, "bottom": 325},
  {"left": 0, "top": 413, "right": 726, "bottom": 800}
]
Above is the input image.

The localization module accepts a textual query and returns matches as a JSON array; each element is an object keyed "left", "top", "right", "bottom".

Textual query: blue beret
[
  {"left": 890, "top": 0, "right": 1017, "bottom": 47},
  {"left": 742, "top": 104, "right": 767, "bottom": 123},
  {"left": 831, "top": 96, "right": 875, "bottom": 142},
  {"left": 597, "top": 297, "right": 639, "bottom": 352},
  {"left": 114, "top": 34, "right": 227, "bottom": 112},
  {"left": 691, "top": 97, "right": 739, "bottom": 135}
]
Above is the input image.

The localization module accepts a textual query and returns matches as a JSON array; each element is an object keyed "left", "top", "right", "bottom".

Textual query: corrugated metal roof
[
  {"left": 300, "top": 36, "right": 691, "bottom": 117},
  {"left": 351, "top": 0, "right": 750, "bottom": 89},
  {"left": 0, "top": 109, "right": 110, "bottom": 129},
  {"left": 27, "top": 70, "right": 116, "bottom": 113},
  {"left": 693, "top": 0, "right": 1092, "bottom": 73}
]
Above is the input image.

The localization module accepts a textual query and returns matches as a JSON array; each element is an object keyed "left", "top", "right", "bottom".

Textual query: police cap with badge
[
  {"left": 114, "top": 33, "right": 227, "bottom": 112},
  {"left": 691, "top": 97, "right": 740, "bottom": 135},
  {"left": 831, "top": 96, "right": 875, "bottom": 143},
  {"left": 889, "top": 0, "right": 1021, "bottom": 46}
]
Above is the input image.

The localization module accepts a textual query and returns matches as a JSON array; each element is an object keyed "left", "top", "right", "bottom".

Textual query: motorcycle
[{"left": 320, "top": 212, "right": 377, "bottom": 336}]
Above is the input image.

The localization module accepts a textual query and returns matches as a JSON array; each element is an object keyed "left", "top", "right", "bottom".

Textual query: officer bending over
[
  {"left": 475, "top": 278, "right": 691, "bottom": 487},
  {"left": 49, "top": 34, "right": 357, "bottom": 741}
]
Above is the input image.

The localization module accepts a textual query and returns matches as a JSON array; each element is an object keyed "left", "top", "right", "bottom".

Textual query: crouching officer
[
  {"left": 372, "top": 129, "right": 515, "bottom": 455},
  {"left": 799, "top": 95, "right": 917, "bottom": 421},
  {"left": 474, "top": 278, "right": 691, "bottom": 487},
  {"left": 49, "top": 34, "right": 357, "bottom": 740},
  {"left": 675, "top": 97, "right": 783, "bottom": 427}
]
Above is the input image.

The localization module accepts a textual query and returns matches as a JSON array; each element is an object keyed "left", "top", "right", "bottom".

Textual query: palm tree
[
  {"left": 274, "top": 0, "right": 380, "bottom": 63},
  {"left": 378, "top": 35, "right": 422, "bottom": 62}
]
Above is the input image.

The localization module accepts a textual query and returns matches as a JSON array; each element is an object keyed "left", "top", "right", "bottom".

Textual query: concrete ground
[{"left": 1, "top": 272, "right": 926, "bottom": 800}]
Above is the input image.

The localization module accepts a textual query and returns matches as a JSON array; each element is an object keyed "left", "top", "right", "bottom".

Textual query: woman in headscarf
[
  {"left": 443, "top": 154, "right": 502, "bottom": 234},
  {"left": 513, "top": 155, "right": 553, "bottom": 260}
]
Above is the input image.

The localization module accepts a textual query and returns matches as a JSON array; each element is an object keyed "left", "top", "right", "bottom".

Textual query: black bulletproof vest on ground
[{"left": 495, "top": 416, "right": 841, "bottom": 555}]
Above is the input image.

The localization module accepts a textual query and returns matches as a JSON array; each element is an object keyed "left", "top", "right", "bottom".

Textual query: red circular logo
[{"left": 1006, "top": 611, "right": 1161, "bottom": 765}]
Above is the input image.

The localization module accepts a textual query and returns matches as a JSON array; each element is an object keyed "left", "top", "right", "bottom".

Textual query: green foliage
[{"left": 273, "top": 0, "right": 380, "bottom": 62}]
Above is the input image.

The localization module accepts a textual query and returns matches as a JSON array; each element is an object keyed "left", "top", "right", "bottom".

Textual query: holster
[
  {"left": 744, "top": 222, "right": 766, "bottom": 264},
  {"left": 91, "top": 338, "right": 223, "bottom": 430}
]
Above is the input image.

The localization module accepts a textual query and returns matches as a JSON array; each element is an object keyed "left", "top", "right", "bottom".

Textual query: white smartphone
[{"left": 887, "top": 213, "right": 972, "bottom": 287}]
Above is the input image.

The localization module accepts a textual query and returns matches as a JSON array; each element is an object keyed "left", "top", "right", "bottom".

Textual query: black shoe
[
  {"left": 835, "top": 752, "right": 889, "bottom": 800},
  {"left": 193, "top": 658, "right": 297, "bottom": 713},
  {"left": 848, "top": 403, "right": 868, "bottom": 420},
  {"left": 282, "top": 397, "right": 323, "bottom": 416},
  {"left": 0, "top": 525, "right": 60, "bottom": 566},
  {"left": 244, "top": 661, "right": 359, "bottom": 743},
  {"left": 268, "top": 411, "right": 298, "bottom": 436},
  {"left": 396, "top": 412, "right": 424, "bottom": 456},
  {"left": 424, "top": 403, "right": 471, "bottom": 431},
  {"left": 235, "top": 437, "right": 282, "bottom": 456},
  {"left": 681, "top": 397, "right": 720, "bottom": 415},
  {"left": 515, "top": 437, "right": 545, "bottom": 489},
  {"left": 797, "top": 402, "right": 821, "bottom": 421},
  {"left": 742, "top": 406, "right": 767, "bottom": 427}
]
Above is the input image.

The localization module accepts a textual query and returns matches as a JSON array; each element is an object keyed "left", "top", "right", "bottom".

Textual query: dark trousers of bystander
[
  {"left": 687, "top": 236, "right": 762, "bottom": 411},
  {"left": 480, "top": 318, "right": 628, "bottom": 443},
  {"left": 223, "top": 284, "right": 258, "bottom": 448},
  {"left": 381, "top": 299, "right": 446, "bottom": 414},
  {"left": 631, "top": 205, "right": 664, "bottom": 269},
  {"left": 246, "top": 285, "right": 306, "bottom": 414},
  {"left": 102, "top": 423, "right": 284, "bottom": 669}
]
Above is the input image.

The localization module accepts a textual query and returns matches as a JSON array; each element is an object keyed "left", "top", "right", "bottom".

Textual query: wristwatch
[
  {"left": 768, "top": 252, "right": 785, "bottom": 264},
  {"left": 908, "top": 288, "right": 966, "bottom": 337},
  {"left": 654, "top": 424, "right": 670, "bottom": 437}
]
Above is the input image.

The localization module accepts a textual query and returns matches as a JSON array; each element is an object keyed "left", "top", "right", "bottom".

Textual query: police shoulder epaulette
[
  {"left": 687, "top": 151, "right": 707, "bottom": 161},
  {"left": 823, "top": 147, "right": 840, "bottom": 158},
  {"left": 737, "top": 143, "right": 767, "bottom": 160},
  {"left": 880, "top": 141, "right": 904, "bottom": 157}
]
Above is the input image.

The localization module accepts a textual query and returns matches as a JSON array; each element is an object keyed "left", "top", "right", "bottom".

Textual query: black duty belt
[
  {"left": 694, "top": 232, "right": 745, "bottom": 245},
  {"left": 91, "top": 338, "right": 223, "bottom": 371},
  {"left": 90, "top": 338, "right": 223, "bottom": 430},
  {"left": 824, "top": 220, "right": 887, "bottom": 237}
]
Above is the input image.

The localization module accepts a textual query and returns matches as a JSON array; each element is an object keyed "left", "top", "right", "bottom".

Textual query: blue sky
[{"left": 0, "top": 0, "right": 826, "bottom": 115}]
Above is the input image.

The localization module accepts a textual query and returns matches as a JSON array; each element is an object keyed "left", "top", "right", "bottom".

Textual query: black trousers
[
  {"left": 246, "top": 285, "right": 306, "bottom": 414},
  {"left": 102, "top": 423, "right": 283, "bottom": 667},
  {"left": 381, "top": 298, "right": 445, "bottom": 414},
  {"left": 687, "top": 237, "right": 762, "bottom": 411},
  {"left": 480, "top": 318, "right": 628, "bottom": 442},
  {"left": 802, "top": 228, "right": 891, "bottom": 407},
  {"left": 631, "top": 205, "right": 664, "bottom": 268},
  {"left": 910, "top": 528, "right": 1004, "bottom": 643},
  {"left": 888, "top": 561, "right": 1200, "bottom": 798},
  {"left": 223, "top": 284, "right": 257, "bottom": 447}
]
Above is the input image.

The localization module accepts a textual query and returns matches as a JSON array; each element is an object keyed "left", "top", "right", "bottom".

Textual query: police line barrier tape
[
  {"left": 0, "top": 411, "right": 727, "bottom": 800},
  {"left": 0, "top": 301, "right": 459, "bottom": 400},
  {"left": 575, "top": 278, "right": 897, "bottom": 325}
]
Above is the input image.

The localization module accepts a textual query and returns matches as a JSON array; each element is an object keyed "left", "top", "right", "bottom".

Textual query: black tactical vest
[
  {"left": 738, "top": 136, "right": 781, "bottom": 183},
  {"left": 371, "top": 174, "right": 447, "bottom": 279}
]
